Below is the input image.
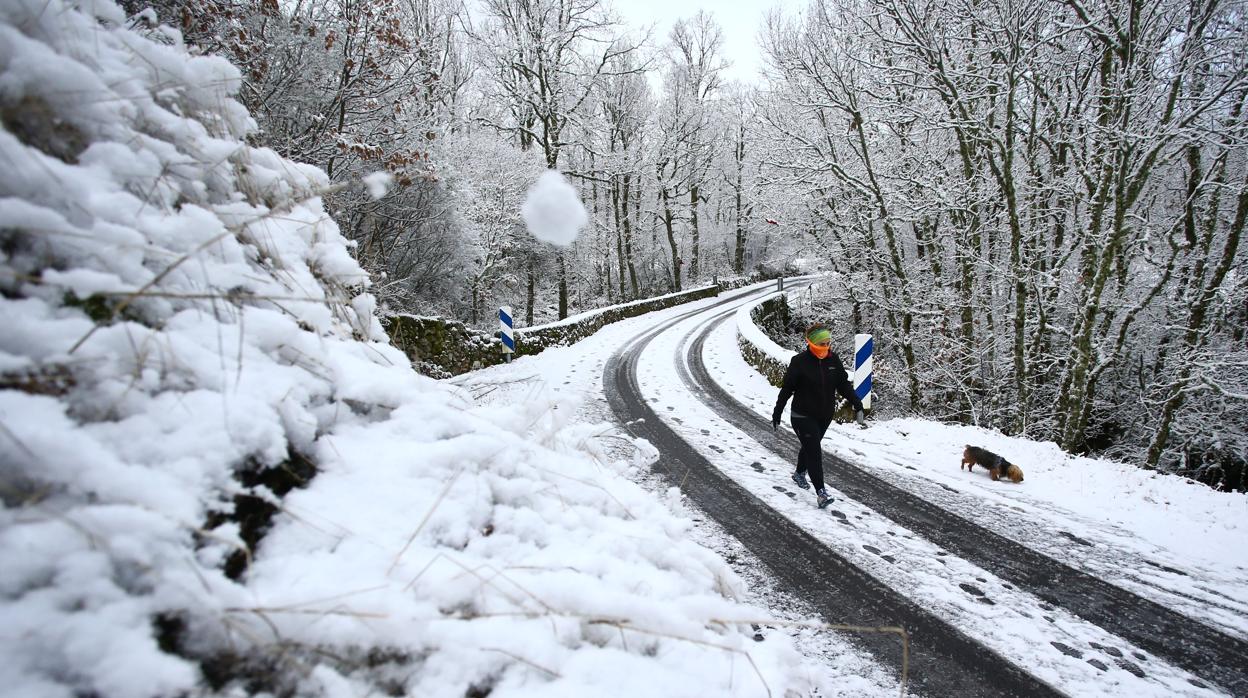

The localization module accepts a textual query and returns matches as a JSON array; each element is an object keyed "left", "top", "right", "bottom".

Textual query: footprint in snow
[
  {"left": 1114, "top": 659, "right": 1146, "bottom": 678},
  {"left": 959, "top": 582, "right": 986, "bottom": 597},
  {"left": 772, "top": 485, "right": 797, "bottom": 499},
  {"left": 1051, "top": 641, "right": 1083, "bottom": 659},
  {"left": 827, "top": 510, "right": 852, "bottom": 526},
  {"left": 1089, "top": 642, "right": 1123, "bottom": 658}
]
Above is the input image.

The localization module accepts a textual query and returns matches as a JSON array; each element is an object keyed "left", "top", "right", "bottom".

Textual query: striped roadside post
[
  {"left": 499, "top": 306, "right": 514, "bottom": 362},
  {"left": 854, "top": 333, "right": 873, "bottom": 410}
]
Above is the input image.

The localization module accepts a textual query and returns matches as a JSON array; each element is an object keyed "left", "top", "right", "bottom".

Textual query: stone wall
[
  {"left": 383, "top": 314, "right": 498, "bottom": 378},
  {"left": 740, "top": 294, "right": 792, "bottom": 388},
  {"left": 738, "top": 336, "right": 788, "bottom": 388},
  {"left": 385, "top": 282, "right": 748, "bottom": 378}
]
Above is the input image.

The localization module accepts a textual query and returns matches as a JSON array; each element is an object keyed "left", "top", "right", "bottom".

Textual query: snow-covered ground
[
  {"left": 2, "top": 2, "right": 1245, "bottom": 697},
  {"left": 458, "top": 288, "right": 1248, "bottom": 697}
]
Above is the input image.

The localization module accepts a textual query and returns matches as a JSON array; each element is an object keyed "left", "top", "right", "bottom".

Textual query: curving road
[
  {"left": 605, "top": 286, "right": 1060, "bottom": 697},
  {"left": 604, "top": 284, "right": 1248, "bottom": 697}
]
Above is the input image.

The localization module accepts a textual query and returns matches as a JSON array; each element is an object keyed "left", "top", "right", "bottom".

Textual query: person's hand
[
  {"left": 771, "top": 419, "right": 780, "bottom": 432},
  {"left": 854, "top": 409, "right": 867, "bottom": 428}
]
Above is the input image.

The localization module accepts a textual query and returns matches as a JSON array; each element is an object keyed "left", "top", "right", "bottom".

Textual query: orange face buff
[{"left": 806, "top": 327, "right": 832, "bottom": 359}]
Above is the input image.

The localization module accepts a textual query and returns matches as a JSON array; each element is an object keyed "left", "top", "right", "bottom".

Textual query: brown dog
[{"left": 961, "top": 445, "right": 1024, "bottom": 483}]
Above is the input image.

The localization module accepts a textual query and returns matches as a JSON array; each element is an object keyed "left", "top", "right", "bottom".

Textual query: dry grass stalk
[
  {"left": 481, "top": 647, "right": 561, "bottom": 679},
  {"left": 387, "top": 467, "right": 464, "bottom": 576},
  {"left": 65, "top": 183, "right": 348, "bottom": 355}
]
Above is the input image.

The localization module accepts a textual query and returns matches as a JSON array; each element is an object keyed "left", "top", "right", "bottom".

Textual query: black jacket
[{"left": 772, "top": 348, "right": 864, "bottom": 423}]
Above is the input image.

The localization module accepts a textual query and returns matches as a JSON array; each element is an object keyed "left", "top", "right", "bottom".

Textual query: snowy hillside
[{"left": 0, "top": 3, "right": 807, "bottom": 696}]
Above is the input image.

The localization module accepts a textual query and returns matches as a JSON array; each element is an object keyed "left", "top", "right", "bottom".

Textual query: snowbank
[{"left": 735, "top": 290, "right": 795, "bottom": 367}]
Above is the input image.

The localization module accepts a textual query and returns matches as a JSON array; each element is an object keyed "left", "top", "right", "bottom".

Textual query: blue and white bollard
[
  {"left": 854, "top": 333, "right": 873, "bottom": 409},
  {"left": 499, "top": 306, "right": 514, "bottom": 362}
]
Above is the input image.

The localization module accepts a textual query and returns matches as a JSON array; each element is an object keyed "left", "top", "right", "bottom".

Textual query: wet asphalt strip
[
  {"left": 680, "top": 309, "right": 1248, "bottom": 697},
  {"left": 604, "top": 291, "right": 1063, "bottom": 698}
]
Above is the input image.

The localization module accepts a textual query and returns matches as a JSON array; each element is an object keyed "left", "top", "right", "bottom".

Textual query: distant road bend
[{"left": 606, "top": 283, "right": 1248, "bottom": 697}]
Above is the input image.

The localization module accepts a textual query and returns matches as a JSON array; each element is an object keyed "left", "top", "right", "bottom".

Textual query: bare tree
[
  {"left": 472, "top": 0, "right": 645, "bottom": 318},
  {"left": 667, "top": 12, "right": 726, "bottom": 284}
]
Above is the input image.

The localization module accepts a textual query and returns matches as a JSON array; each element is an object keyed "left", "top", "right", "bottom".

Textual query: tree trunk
[
  {"left": 628, "top": 175, "right": 641, "bottom": 297},
  {"left": 603, "top": 258, "right": 614, "bottom": 303},
  {"left": 612, "top": 175, "right": 627, "bottom": 300},
  {"left": 471, "top": 278, "right": 482, "bottom": 326},
  {"left": 734, "top": 189, "right": 747, "bottom": 274},
  {"left": 983, "top": 62, "right": 1029, "bottom": 434},
  {"left": 689, "top": 181, "right": 700, "bottom": 283},
  {"left": 661, "top": 187, "right": 681, "bottom": 291},
  {"left": 525, "top": 256, "right": 535, "bottom": 326},
  {"left": 557, "top": 252, "right": 569, "bottom": 319},
  {"left": 733, "top": 124, "right": 747, "bottom": 274}
]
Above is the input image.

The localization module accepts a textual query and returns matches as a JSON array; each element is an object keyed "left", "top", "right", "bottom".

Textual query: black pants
[{"left": 791, "top": 413, "right": 833, "bottom": 491}]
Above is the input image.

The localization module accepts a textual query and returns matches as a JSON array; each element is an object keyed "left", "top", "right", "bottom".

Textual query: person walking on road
[{"left": 772, "top": 323, "right": 866, "bottom": 508}]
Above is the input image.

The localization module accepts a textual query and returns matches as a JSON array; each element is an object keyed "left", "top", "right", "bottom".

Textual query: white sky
[{"left": 612, "top": 0, "right": 807, "bottom": 84}]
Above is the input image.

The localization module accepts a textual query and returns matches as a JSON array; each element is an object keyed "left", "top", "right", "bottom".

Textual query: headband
[{"left": 806, "top": 327, "right": 831, "bottom": 343}]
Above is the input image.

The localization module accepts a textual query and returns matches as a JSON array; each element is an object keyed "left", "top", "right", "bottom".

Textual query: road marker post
[
  {"left": 499, "top": 306, "right": 514, "bottom": 363},
  {"left": 854, "top": 333, "right": 873, "bottom": 410}
]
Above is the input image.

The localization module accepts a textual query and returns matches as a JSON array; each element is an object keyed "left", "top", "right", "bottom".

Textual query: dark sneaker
[
  {"left": 817, "top": 489, "right": 834, "bottom": 509},
  {"left": 791, "top": 470, "right": 810, "bottom": 490}
]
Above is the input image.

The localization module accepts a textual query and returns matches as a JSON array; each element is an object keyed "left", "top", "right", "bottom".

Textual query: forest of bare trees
[
  {"left": 759, "top": 0, "right": 1246, "bottom": 487},
  {"left": 128, "top": 0, "right": 1245, "bottom": 486}
]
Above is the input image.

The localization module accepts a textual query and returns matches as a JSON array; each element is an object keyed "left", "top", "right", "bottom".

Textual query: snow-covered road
[{"left": 456, "top": 279, "right": 1248, "bottom": 697}]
